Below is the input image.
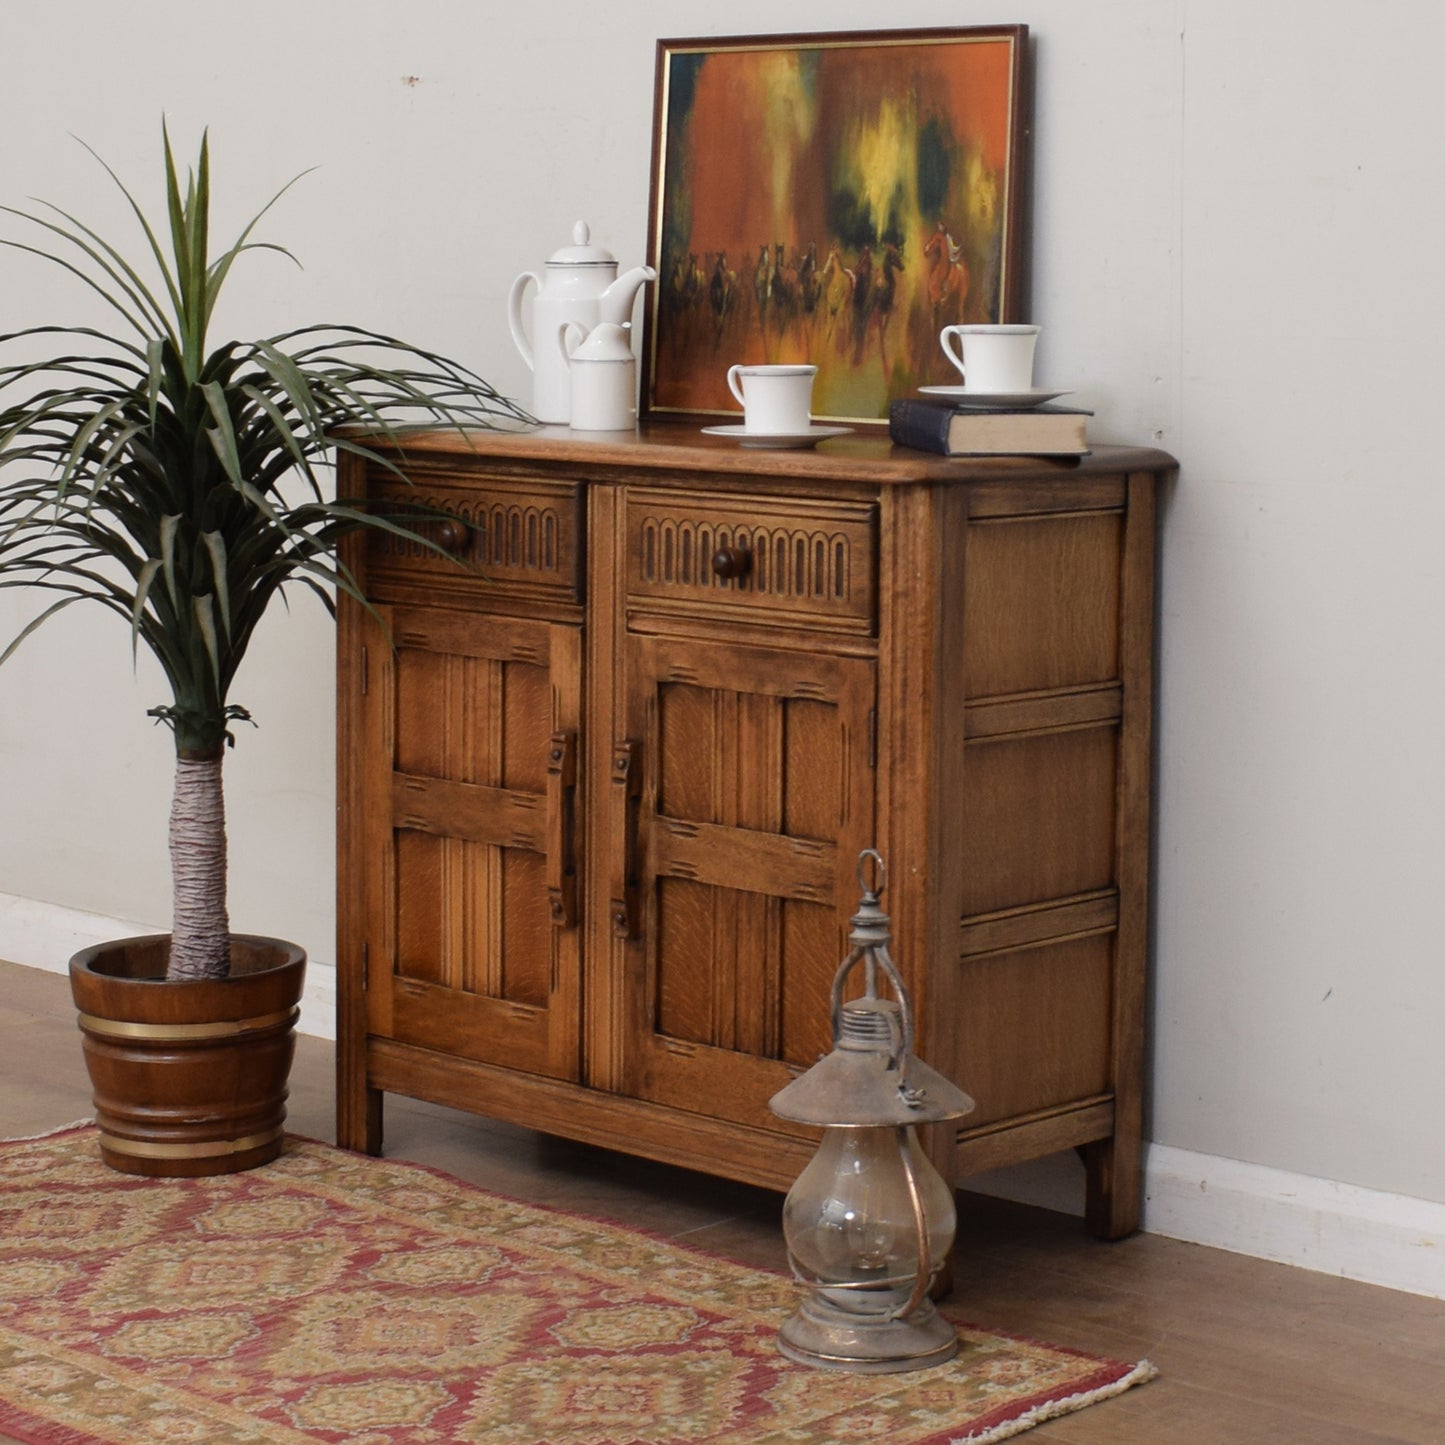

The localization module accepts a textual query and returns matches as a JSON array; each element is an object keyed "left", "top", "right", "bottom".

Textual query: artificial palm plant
[{"left": 0, "top": 126, "right": 529, "bottom": 982}]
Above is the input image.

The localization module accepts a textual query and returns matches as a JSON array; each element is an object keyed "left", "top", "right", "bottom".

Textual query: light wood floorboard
[{"left": 3, "top": 959, "right": 1443, "bottom": 1443}]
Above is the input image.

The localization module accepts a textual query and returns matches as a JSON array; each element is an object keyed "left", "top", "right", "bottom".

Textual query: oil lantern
[{"left": 768, "top": 850, "right": 974, "bottom": 1373}]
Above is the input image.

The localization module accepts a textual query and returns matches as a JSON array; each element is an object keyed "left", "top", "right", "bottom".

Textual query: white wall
[{"left": 3, "top": 1, "right": 1444, "bottom": 1252}]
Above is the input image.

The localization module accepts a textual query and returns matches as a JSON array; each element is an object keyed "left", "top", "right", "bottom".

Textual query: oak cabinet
[{"left": 336, "top": 426, "right": 1172, "bottom": 1239}]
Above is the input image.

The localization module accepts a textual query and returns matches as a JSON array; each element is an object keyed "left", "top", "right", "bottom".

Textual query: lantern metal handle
[
  {"left": 828, "top": 850, "right": 917, "bottom": 1081},
  {"left": 856, "top": 847, "right": 887, "bottom": 897}
]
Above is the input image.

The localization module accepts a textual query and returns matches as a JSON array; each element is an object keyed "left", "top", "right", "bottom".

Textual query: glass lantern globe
[{"left": 782, "top": 1124, "right": 957, "bottom": 1316}]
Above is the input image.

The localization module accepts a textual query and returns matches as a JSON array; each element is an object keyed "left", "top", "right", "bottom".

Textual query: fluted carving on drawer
[
  {"left": 367, "top": 480, "right": 583, "bottom": 600},
  {"left": 380, "top": 496, "right": 558, "bottom": 571},
  {"left": 628, "top": 492, "right": 876, "bottom": 631},
  {"left": 639, "top": 516, "right": 849, "bottom": 600}
]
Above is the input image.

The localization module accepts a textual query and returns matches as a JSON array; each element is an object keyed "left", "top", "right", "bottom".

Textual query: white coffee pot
[
  {"left": 508, "top": 222, "right": 656, "bottom": 424},
  {"left": 560, "top": 322, "right": 638, "bottom": 432}
]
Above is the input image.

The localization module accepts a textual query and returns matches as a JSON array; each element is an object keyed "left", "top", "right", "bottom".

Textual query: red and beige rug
[{"left": 0, "top": 1125, "right": 1154, "bottom": 1444}]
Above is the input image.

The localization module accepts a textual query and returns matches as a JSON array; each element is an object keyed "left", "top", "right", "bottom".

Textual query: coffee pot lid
[{"left": 547, "top": 221, "right": 616, "bottom": 268}]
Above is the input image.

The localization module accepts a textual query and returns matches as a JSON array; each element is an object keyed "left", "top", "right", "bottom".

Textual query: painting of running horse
[{"left": 643, "top": 27, "right": 1030, "bottom": 425}]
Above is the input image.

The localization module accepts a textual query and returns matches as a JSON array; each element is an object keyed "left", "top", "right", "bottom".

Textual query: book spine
[{"left": 888, "top": 399, "right": 954, "bottom": 455}]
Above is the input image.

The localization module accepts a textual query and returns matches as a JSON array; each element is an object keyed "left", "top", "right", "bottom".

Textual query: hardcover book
[{"left": 889, "top": 397, "right": 1091, "bottom": 456}]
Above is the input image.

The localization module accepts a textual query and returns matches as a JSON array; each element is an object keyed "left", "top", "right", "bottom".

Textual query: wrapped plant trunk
[{"left": 168, "top": 751, "right": 230, "bottom": 981}]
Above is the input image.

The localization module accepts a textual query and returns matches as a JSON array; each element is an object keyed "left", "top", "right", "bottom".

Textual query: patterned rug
[{"left": 0, "top": 1124, "right": 1154, "bottom": 1444}]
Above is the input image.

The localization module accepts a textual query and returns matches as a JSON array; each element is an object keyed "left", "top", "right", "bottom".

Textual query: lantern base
[{"left": 777, "top": 1294, "right": 959, "bottom": 1374}]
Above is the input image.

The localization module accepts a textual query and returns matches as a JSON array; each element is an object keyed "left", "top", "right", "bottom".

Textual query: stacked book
[{"left": 888, "top": 396, "right": 1091, "bottom": 457}]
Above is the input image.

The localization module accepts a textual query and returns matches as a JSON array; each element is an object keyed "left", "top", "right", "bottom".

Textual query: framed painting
[{"left": 641, "top": 25, "right": 1031, "bottom": 427}]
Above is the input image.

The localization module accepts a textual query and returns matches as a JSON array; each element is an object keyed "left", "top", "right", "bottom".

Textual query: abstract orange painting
[{"left": 642, "top": 27, "right": 1030, "bottom": 426}]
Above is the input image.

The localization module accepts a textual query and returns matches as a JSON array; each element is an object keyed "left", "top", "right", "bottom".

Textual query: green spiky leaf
[{"left": 0, "top": 122, "right": 533, "bottom": 757}]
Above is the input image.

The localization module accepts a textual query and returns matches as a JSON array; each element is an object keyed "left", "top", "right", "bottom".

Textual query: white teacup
[
  {"left": 726, "top": 363, "right": 816, "bottom": 434},
  {"left": 939, "top": 324, "right": 1041, "bottom": 393}
]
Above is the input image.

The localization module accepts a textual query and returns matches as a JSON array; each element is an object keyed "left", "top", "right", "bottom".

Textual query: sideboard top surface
[{"left": 348, "top": 422, "right": 1176, "bottom": 488}]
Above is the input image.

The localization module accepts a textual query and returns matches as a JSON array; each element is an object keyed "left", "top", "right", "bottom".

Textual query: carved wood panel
[
  {"left": 362, "top": 603, "right": 582, "bottom": 1080},
  {"left": 619, "top": 631, "right": 876, "bottom": 1130}
]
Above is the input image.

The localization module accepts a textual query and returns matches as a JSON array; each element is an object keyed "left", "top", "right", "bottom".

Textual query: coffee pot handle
[{"left": 507, "top": 272, "right": 540, "bottom": 371}]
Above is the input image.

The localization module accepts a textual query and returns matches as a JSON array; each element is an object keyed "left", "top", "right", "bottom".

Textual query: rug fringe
[
  {"left": 3, "top": 1118, "right": 94, "bottom": 1143},
  {"left": 949, "top": 1358, "right": 1159, "bottom": 1444}
]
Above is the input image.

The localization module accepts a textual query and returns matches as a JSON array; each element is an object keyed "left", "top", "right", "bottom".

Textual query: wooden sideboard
[{"left": 335, "top": 424, "right": 1173, "bottom": 1239}]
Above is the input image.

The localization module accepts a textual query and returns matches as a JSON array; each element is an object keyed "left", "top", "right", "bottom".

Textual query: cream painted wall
[{"left": 2, "top": 1, "right": 1442, "bottom": 1210}]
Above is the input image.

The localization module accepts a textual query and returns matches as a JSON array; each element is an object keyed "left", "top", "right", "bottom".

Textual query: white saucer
[
  {"left": 701, "top": 423, "right": 853, "bottom": 449},
  {"left": 917, "top": 386, "right": 1071, "bottom": 408}
]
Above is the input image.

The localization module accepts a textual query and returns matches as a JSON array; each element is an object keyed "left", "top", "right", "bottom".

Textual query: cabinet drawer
[
  {"left": 626, "top": 487, "right": 877, "bottom": 634},
  {"left": 365, "top": 470, "right": 583, "bottom": 605}
]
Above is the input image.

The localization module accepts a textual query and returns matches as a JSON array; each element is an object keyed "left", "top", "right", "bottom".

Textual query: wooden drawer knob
[
  {"left": 711, "top": 543, "right": 752, "bottom": 580},
  {"left": 436, "top": 519, "right": 469, "bottom": 554}
]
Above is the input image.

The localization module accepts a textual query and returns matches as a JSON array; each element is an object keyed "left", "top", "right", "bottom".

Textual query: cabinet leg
[
  {"left": 338, "top": 1084, "right": 384, "bottom": 1157},
  {"left": 1079, "top": 1135, "right": 1142, "bottom": 1240}
]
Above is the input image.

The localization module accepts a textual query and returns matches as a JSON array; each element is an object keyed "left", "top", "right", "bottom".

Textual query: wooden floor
[{"left": 5, "top": 958, "right": 1444, "bottom": 1444}]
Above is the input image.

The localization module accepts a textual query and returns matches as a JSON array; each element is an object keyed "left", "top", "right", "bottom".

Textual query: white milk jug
[{"left": 560, "top": 322, "right": 638, "bottom": 432}]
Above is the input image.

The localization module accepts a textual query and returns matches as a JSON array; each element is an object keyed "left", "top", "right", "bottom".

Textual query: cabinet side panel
[
  {"left": 963, "top": 512, "right": 1122, "bottom": 698},
  {"left": 955, "top": 933, "right": 1114, "bottom": 1127},
  {"left": 960, "top": 727, "right": 1118, "bottom": 916},
  {"left": 335, "top": 480, "right": 376, "bottom": 1153}
]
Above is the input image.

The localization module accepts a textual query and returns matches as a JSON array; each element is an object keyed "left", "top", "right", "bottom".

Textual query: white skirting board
[
  {"left": 4, "top": 891, "right": 1441, "bottom": 1300},
  {"left": 1140, "top": 1144, "right": 1445, "bottom": 1301}
]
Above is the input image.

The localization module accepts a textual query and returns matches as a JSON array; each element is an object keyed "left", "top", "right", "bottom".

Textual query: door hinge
[{"left": 361, "top": 940, "right": 369, "bottom": 991}]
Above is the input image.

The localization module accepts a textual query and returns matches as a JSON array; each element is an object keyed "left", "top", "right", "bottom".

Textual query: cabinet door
[
  {"left": 359, "top": 603, "right": 582, "bottom": 1080},
  {"left": 616, "top": 632, "right": 875, "bottom": 1129}
]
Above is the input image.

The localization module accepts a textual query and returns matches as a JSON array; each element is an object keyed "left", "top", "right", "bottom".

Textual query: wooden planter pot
[{"left": 68, "top": 934, "right": 306, "bottom": 1177}]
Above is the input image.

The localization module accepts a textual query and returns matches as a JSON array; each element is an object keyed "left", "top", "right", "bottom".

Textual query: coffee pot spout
[{"left": 598, "top": 264, "right": 658, "bottom": 325}]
